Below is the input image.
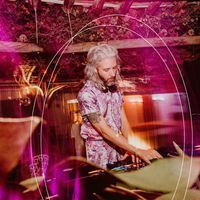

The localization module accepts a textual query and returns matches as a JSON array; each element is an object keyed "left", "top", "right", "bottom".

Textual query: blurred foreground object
[
  {"left": 20, "top": 150, "right": 200, "bottom": 200},
  {"left": 0, "top": 116, "right": 40, "bottom": 183},
  {"left": 63, "top": 155, "right": 200, "bottom": 199},
  {"left": 115, "top": 156, "right": 200, "bottom": 192}
]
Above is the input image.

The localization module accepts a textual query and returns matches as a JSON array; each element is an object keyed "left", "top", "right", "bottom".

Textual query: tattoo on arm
[{"left": 86, "top": 112, "right": 101, "bottom": 124}]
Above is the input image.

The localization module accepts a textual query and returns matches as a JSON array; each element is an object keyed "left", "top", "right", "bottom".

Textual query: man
[{"left": 77, "top": 44, "right": 162, "bottom": 169}]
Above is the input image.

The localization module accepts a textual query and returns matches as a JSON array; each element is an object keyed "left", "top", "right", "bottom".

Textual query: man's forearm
[
  {"left": 101, "top": 126, "right": 138, "bottom": 154},
  {"left": 86, "top": 113, "right": 137, "bottom": 154}
]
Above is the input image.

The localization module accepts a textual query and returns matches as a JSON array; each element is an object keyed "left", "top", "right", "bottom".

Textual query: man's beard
[
  {"left": 103, "top": 78, "right": 118, "bottom": 93},
  {"left": 97, "top": 72, "right": 118, "bottom": 93}
]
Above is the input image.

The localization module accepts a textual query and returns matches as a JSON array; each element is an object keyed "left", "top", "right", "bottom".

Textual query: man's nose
[{"left": 109, "top": 69, "right": 116, "bottom": 77}]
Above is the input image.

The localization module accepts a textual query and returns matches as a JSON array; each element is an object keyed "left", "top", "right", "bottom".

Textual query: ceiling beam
[{"left": 64, "top": 36, "right": 200, "bottom": 53}]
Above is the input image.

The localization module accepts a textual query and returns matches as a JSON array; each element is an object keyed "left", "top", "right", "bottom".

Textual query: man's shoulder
[
  {"left": 79, "top": 81, "right": 98, "bottom": 93},
  {"left": 78, "top": 81, "right": 99, "bottom": 99}
]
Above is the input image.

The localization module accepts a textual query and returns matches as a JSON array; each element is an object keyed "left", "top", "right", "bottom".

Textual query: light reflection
[
  {"left": 152, "top": 94, "right": 165, "bottom": 101},
  {"left": 128, "top": 134, "right": 151, "bottom": 149},
  {"left": 124, "top": 95, "right": 143, "bottom": 103}
]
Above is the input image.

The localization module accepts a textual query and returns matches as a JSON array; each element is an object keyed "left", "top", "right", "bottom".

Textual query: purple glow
[{"left": 73, "top": 171, "right": 81, "bottom": 200}]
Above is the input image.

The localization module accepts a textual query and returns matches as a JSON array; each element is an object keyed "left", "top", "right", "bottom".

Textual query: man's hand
[
  {"left": 134, "top": 148, "right": 163, "bottom": 164},
  {"left": 122, "top": 149, "right": 163, "bottom": 164}
]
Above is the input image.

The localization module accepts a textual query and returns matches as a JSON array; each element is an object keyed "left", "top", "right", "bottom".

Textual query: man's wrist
[
  {"left": 132, "top": 146, "right": 139, "bottom": 154},
  {"left": 127, "top": 146, "right": 139, "bottom": 155}
]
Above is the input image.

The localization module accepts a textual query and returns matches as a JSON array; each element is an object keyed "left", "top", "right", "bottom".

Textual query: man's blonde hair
[{"left": 84, "top": 44, "right": 121, "bottom": 89}]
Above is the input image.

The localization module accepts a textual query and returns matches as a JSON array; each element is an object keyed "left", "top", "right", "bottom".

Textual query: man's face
[{"left": 96, "top": 57, "right": 119, "bottom": 85}]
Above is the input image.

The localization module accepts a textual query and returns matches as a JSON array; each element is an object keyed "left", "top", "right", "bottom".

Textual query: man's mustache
[
  {"left": 106, "top": 78, "right": 116, "bottom": 86},
  {"left": 107, "top": 76, "right": 116, "bottom": 82}
]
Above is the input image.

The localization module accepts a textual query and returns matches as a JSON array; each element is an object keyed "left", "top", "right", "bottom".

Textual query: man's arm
[
  {"left": 87, "top": 111, "right": 162, "bottom": 164},
  {"left": 86, "top": 112, "right": 138, "bottom": 154},
  {"left": 121, "top": 107, "right": 132, "bottom": 139}
]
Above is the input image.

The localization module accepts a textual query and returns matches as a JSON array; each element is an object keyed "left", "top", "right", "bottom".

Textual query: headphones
[{"left": 102, "top": 84, "right": 118, "bottom": 93}]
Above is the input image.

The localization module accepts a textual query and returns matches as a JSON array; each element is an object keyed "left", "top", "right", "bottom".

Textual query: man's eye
[{"left": 103, "top": 69, "right": 110, "bottom": 72}]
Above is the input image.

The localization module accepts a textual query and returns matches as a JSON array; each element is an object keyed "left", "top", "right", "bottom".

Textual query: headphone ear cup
[
  {"left": 108, "top": 84, "right": 117, "bottom": 93},
  {"left": 101, "top": 84, "right": 117, "bottom": 93}
]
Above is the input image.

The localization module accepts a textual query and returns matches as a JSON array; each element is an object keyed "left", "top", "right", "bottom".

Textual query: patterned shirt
[{"left": 77, "top": 80, "right": 123, "bottom": 168}]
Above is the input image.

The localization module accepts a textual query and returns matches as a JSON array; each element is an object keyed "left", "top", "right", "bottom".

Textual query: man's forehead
[
  {"left": 99, "top": 65, "right": 118, "bottom": 70},
  {"left": 96, "top": 57, "right": 117, "bottom": 68}
]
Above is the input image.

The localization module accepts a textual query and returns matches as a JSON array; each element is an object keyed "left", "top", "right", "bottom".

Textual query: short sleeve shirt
[{"left": 77, "top": 80, "right": 123, "bottom": 140}]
